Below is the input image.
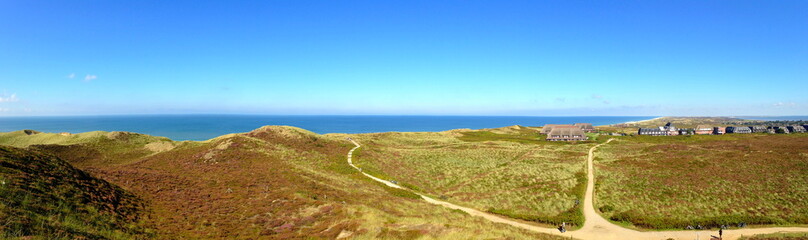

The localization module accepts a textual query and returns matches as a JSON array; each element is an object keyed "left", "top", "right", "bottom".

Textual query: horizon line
[{"left": 1, "top": 114, "right": 807, "bottom": 118}]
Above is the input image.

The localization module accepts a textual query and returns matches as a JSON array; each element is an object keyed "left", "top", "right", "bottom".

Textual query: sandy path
[{"left": 345, "top": 138, "right": 808, "bottom": 239}]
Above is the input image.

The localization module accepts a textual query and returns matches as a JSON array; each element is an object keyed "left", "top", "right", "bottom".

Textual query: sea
[{"left": 2, "top": 115, "right": 656, "bottom": 141}]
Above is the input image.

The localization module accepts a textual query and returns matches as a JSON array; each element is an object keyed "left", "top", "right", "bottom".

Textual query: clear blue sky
[{"left": 1, "top": 1, "right": 806, "bottom": 116}]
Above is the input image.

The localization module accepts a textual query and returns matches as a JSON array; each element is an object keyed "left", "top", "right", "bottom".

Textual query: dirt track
[{"left": 346, "top": 138, "right": 808, "bottom": 239}]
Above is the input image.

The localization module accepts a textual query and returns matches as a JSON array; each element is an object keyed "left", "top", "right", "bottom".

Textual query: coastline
[
  {"left": 3, "top": 115, "right": 806, "bottom": 141},
  {"left": 610, "top": 116, "right": 663, "bottom": 126},
  {"left": 0, "top": 115, "right": 656, "bottom": 141}
]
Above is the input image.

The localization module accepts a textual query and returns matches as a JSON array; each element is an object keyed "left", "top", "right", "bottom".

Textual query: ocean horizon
[
  {"left": 2, "top": 115, "right": 806, "bottom": 141},
  {"left": 0, "top": 115, "right": 665, "bottom": 141}
]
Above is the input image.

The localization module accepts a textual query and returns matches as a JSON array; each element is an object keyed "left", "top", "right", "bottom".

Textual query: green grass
[
  {"left": 0, "top": 130, "right": 109, "bottom": 147},
  {"left": 612, "top": 116, "right": 763, "bottom": 129},
  {"left": 457, "top": 130, "right": 545, "bottom": 144},
  {"left": 595, "top": 134, "right": 808, "bottom": 229},
  {"left": 379, "top": 184, "right": 422, "bottom": 199},
  {"left": 0, "top": 146, "right": 150, "bottom": 239},
  {"left": 0, "top": 130, "right": 176, "bottom": 167},
  {"left": 739, "top": 232, "right": 808, "bottom": 240},
  {"left": 13, "top": 125, "right": 565, "bottom": 240},
  {"left": 348, "top": 127, "right": 594, "bottom": 227},
  {"left": 489, "top": 170, "right": 588, "bottom": 228}
]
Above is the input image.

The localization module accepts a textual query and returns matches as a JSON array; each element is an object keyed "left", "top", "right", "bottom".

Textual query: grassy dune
[
  {"left": 0, "top": 146, "right": 149, "bottom": 239},
  {"left": 7, "top": 120, "right": 804, "bottom": 237},
  {"left": 595, "top": 134, "right": 808, "bottom": 229},
  {"left": 1, "top": 126, "right": 567, "bottom": 239},
  {"left": 0, "top": 130, "right": 176, "bottom": 167},
  {"left": 345, "top": 126, "right": 595, "bottom": 227},
  {"left": 611, "top": 116, "right": 763, "bottom": 128}
]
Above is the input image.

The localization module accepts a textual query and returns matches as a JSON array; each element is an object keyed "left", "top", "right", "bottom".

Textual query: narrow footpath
[{"left": 346, "top": 138, "right": 808, "bottom": 240}]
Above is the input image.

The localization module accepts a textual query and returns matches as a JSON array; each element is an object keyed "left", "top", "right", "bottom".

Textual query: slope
[
  {"left": 0, "top": 146, "right": 149, "bottom": 239},
  {"left": 76, "top": 126, "right": 567, "bottom": 239},
  {"left": 0, "top": 130, "right": 176, "bottom": 167}
]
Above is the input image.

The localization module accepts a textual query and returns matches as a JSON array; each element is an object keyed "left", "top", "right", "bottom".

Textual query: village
[
  {"left": 540, "top": 122, "right": 808, "bottom": 141},
  {"left": 635, "top": 122, "right": 808, "bottom": 136}
]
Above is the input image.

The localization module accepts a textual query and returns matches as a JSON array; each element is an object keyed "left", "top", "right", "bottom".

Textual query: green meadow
[
  {"left": 594, "top": 134, "right": 808, "bottom": 229},
  {"left": 345, "top": 126, "right": 596, "bottom": 227}
]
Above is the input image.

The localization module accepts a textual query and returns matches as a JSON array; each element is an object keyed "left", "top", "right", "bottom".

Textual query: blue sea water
[{"left": 0, "top": 115, "right": 657, "bottom": 141}]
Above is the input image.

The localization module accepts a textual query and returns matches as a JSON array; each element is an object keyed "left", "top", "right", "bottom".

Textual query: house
[
  {"left": 771, "top": 126, "right": 790, "bottom": 134},
  {"left": 638, "top": 128, "right": 667, "bottom": 136},
  {"left": 787, "top": 125, "right": 806, "bottom": 133},
  {"left": 540, "top": 124, "right": 560, "bottom": 134},
  {"left": 750, "top": 126, "right": 768, "bottom": 133},
  {"left": 546, "top": 126, "right": 588, "bottom": 141},
  {"left": 574, "top": 123, "right": 596, "bottom": 133},
  {"left": 694, "top": 125, "right": 714, "bottom": 135},
  {"left": 713, "top": 127, "right": 726, "bottom": 135},
  {"left": 660, "top": 122, "right": 679, "bottom": 135},
  {"left": 637, "top": 122, "right": 679, "bottom": 136},
  {"left": 726, "top": 126, "right": 751, "bottom": 134},
  {"left": 678, "top": 128, "right": 693, "bottom": 135}
]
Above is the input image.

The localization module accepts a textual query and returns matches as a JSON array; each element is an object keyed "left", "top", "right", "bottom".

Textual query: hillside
[
  {"left": 595, "top": 134, "right": 808, "bottom": 229},
  {"left": 0, "top": 146, "right": 149, "bottom": 239},
  {"left": 610, "top": 117, "right": 764, "bottom": 128},
  {"left": 5, "top": 124, "right": 806, "bottom": 239},
  {"left": 340, "top": 126, "right": 595, "bottom": 229},
  {"left": 0, "top": 126, "right": 566, "bottom": 239},
  {"left": 0, "top": 130, "right": 176, "bottom": 167}
]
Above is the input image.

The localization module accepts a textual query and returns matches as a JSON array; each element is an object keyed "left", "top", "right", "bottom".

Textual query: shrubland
[
  {"left": 739, "top": 232, "right": 808, "bottom": 240},
  {"left": 0, "top": 146, "right": 149, "bottom": 239},
  {"left": 345, "top": 126, "right": 595, "bottom": 228},
  {"left": 0, "top": 126, "right": 567, "bottom": 239},
  {"left": 7, "top": 120, "right": 803, "bottom": 237},
  {"left": 594, "top": 134, "right": 808, "bottom": 229}
]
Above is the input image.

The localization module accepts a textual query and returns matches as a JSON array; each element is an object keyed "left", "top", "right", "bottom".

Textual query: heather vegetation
[
  {"left": 594, "top": 134, "right": 808, "bottom": 229},
  {"left": 0, "top": 146, "right": 149, "bottom": 239},
  {"left": 0, "top": 130, "right": 176, "bottom": 167},
  {"left": 739, "top": 232, "right": 808, "bottom": 240},
  {"left": 344, "top": 126, "right": 595, "bottom": 228},
  {"left": 0, "top": 126, "right": 566, "bottom": 239},
  {"left": 4, "top": 122, "right": 806, "bottom": 238}
]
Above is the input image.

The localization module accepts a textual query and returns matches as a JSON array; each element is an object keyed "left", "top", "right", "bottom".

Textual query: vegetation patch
[
  {"left": 349, "top": 127, "right": 593, "bottom": 226},
  {"left": 0, "top": 126, "right": 587, "bottom": 239},
  {"left": 739, "top": 232, "right": 808, "bottom": 240},
  {"left": 595, "top": 134, "right": 808, "bottom": 229},
  {"left": 0, "top": 146, "right": 150, "bottom": 239}
]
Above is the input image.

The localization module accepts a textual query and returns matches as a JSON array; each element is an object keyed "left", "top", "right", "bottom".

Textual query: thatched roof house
[
  {"left": 540, "top": 124, "right": 560, "bottom": 134},
  {"left": 574, "top": 123, "right": 596, "bottom": 133},
  {"left": 546, "top": 126, "right": 588, "bottom": 141},
  {"left": 750, "top": 126, "right": 768, "bottom": 133},
  {"left": 695, "top": 125, "right": 714, "bottom": 135},
  {"left": 787, "top": 125, "right": 806, "bottom": 133},
  {"left": 638, "top": 128, "right": 667, "bottom": 136},
  {"left": 726, "top": 126, "right": 751, "bottom": 134}
]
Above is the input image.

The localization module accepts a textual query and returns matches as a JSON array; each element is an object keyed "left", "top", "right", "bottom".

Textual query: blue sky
[{"left": 1, "top": 1, "right": 806, "bottom": 116}]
